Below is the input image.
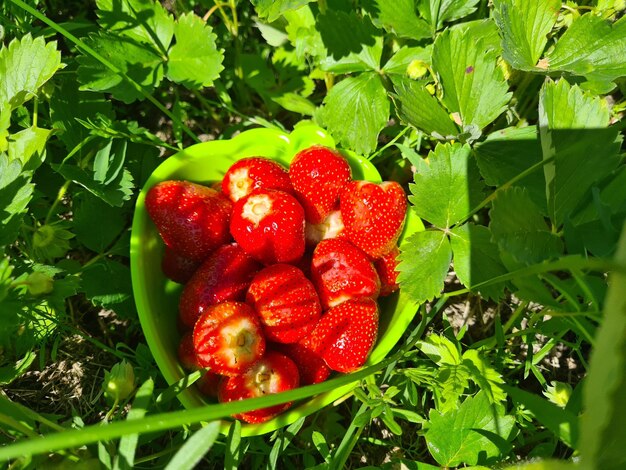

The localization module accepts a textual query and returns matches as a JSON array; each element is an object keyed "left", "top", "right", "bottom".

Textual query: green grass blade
[
  {"left": 163, "top": 421, "right": 220, "bottom": 470},
  {"left": 115, "top": 378, "right": 154, "bottom": 470},
  {"left": 224, "top": 420, "right": 242, "bottom": 470}
]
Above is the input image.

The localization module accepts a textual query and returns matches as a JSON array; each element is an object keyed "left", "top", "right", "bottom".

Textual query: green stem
[
  {"left": 44, "top": 179, "right": 71, "bottom": 226},
  {"left": 9, "top": 0, "right": 200, "bottom": 144},
  {"left": 369, "top": 127, "right": 410, "bottom": 161}
]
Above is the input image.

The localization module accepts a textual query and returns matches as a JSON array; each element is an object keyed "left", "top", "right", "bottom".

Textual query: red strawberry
[
  {"left": 222, "top": 157, "right": 293, "bottom": 202},
  {"left": 178, "top": 331, "right": 202, "bottom": 371},
  {"left": 307, "top": 298, "right": 379, "bottom": 373},
  {"left": 193, "top": 301, "right": 266, "bottom": 376},
  {"left": 162, "top": 247, "right": 201, "bottom": 284},
  {"left": 305, "top": 209, "right": 344, "bottom": 247},
  {"left": 310, "top": 238, "right": 380, "bottom": 309},
  {"left": 218, "top": 351, "right": 299, "bottom": 424},
  {"left": 340, "top": 181, "right": 407, "bottom": 259},
  {"left": 375, "top": 246, "right": 400, "bottom": 296},
  {"left": 179, "top": 243, "right": 262, "bottom": 328},
  {"left": 289, "top": 146, "right": 352, "bottom": 224},
  {"left": 145, "top": 180, "right": 232, "bottom": 261},
  {"left": 274, "top": 340, "right": 331, "bottom": 385},
  {"left": 230, "top": 189, "right": 305, "bottom": 265},
  {"left": 196, "top": 371, "right": 222, "bottom": 398},
  {"left": 246, "top": 264, "right": 321, "bottom": 343}
]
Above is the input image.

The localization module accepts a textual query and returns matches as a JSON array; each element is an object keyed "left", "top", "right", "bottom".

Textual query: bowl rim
[{"left": 130, "top": 124, "right": 423, "bottom": 436}]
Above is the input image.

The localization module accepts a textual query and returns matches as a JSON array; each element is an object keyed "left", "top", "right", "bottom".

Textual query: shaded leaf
[
  {"left": 81, "top": 258, "right": 134, "bottom": 318},
  {"left": 316, "top": 10, "right": 380, "bottom": 62},
  {"left": 164, "top": 422, "right": 220, "bottom": 470},
  {"left": 0, "top": 155, "right": 33, "bottom": 247},
  {"left": 417, "top": 0, "right": 481, "bottom": 31},
  {"left": 375, "top": 0, "right": 430, "bottom": 40},
  {"left": 462, "top": 349, "right": 506, "bottom": 404},
  {"left": 73, "top": 191, "right": 128, "bottom": 253},
  {"left": 317, "top": 72, "right": 389, "bottom": 155},
  {"left": 397, "top": 230, "right": 452, "bottom": 303},
  {"left": 166, "top": 13, "right": 224, "bottom": 88}
]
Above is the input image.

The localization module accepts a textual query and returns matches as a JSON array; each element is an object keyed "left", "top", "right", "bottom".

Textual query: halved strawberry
[
  {"left": 179, "top": 243, "right": 262, "bottom": 328},
  {"left": 274, "top": 339, "right": 331, "bottom": 385},
  {"left": 307, "top": 298, "right": 379, "bottom": 373},
  {"left": 305, "top": 209, "right": 344, "bottom": 247},
  {"left": 162, "top": 247, "right": 201, "bottom": 284},
  {"left": 340, "top": 180, "right": 407, "bottom": 259},
  {"left": 310, "top": 238, "right": 380, "bottom": 310},
  {"left": 222, "top": 157, "right": 293, "bottom": 202},
  {"left": 230, "top": 189, "right": 305, "bottom": 265},
  {"left": 218, "top": 351, "right": 300, "bottom": 424},
  {"left": 178, "top": 331, "right": 202, "bottom": 371},
  {"left": 375, "top": 246, "right": 401, "bottom": 296},
  {"left": 145, "top": 180, "right": 233, "bottom": 261},
  {"left": 193, "top": 301, "right": 266, "bottom": 376},
  {"left": 289, "top": 146, "right": 352, "bottom": 224},
  {"left": 246, "top": 264, "right": 321, "bottom": 343}
]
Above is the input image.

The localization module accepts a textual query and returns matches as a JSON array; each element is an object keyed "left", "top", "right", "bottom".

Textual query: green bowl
[{"left": 130, "top": 123, "right": 424, "bottom": 436}]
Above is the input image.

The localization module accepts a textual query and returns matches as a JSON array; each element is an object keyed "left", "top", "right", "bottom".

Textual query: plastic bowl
[{"left": 130, "top": 124, "right": 424, "bottom": 436}]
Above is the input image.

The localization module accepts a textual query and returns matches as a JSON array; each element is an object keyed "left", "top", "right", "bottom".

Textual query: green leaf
[
  {"left": 164, "top": 422, "right": 220, "bottom": 470},
  {"left": 252, "top": 0, "right": 314, "bottom": 22},
  {"left": 77, "top": 33, "right": 164, "bottom": 104},
  {"left": 493, "top": 0, "right": 561, "bottom": 70},
  {"left": 418, "top": 334, "right": 461, "bottom": 365},
  {"left": 116, "top": 378, "right": 154, "bottom": 470},
  {"left": 462, "top": 349, "right": 506, "bottom": 404},
  {"left": 397, "top": 230, "right": 452, "bottom": 303},
  {"left": 166, "top": 12, "right": 224, "bottom": 88},
  {"left": 52, "top": 163, "right": 134, "bottom": 207},
  {"left": 317, "top": 72, "right": 389, "bottom": 156},
  {"left": 450, "top": 224, "right": 507, "bottom": 301},
  {"left": 539, "top": 79, "right": 622, "bottom": 226},
  {"left": 391, "top": 75, "right": 459, "bottom": 138},
  {"left": 438, "top": 363, "right": 471, "bottom": 412},
  {"left": 316, "top": 10, "right": 380, "bottom": 63},
  {"left": 383, "top": 45, "right": 431, "bottom": 75},
  {"left": 409, "top": 143, "right": 484, "bottom": 228},
  {"left": 73, "top": 191, "right": 128, "bottom": 253},
  {"left": 490, "top": 187, "right": 563, "bottom": 264},
  {"left": 417, "top": 0, "right": 481, "bottom": 31},
  {"left": 93, "top": 139, "right": 127, "bottom": 185},
  {"left": 474, "top": 126, "right": 547, "bottom": 213},
  {"left": 7, "top": 126, "right": 52, "bottom": 171},
  {"left": 545, "top": 14, "right": 626, "bottom": 84},
  {"left": 81, "top": 259, "right": 134, "bottom": 318},
  {"left": 284, "top": 7, "right": 326, "bottom": 63},
  {"left": 224, "top": 420, "right": 242, "bottom": 470},
  {"left": 432, "top": 21, "right": 511, "bottom": 132},
  {"left": 95, "top": 0, "right": 174, "bottom": 53},
  {"left": 0, "top": 34, "right": 62, "bottom": 111},
  {"left": 272, "top": 93, "right": 316, "bottom": 116},
  {"left": 505, "top": 385, "right": 578, "bottom": 448},
  {"left": 375, "top": 0, "right": 431, "bottom": 39},
  {"left": 0, "top": 155, "right": 33, "bottom": 247},
  {"left": 580, "top": 223, "right": 626, "bottom": 469},
  {"left": 425, "top": 392, "right": 515, "bottom": 467}
]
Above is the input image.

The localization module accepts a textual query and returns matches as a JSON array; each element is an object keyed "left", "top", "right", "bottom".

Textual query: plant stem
[{"left": 44, "top": 179, "right": 71, "bottom": 226}]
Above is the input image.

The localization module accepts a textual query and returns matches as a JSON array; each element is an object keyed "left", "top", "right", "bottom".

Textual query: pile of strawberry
[{"left": 145, "top": 145, "right": 407, "bottom": 424}]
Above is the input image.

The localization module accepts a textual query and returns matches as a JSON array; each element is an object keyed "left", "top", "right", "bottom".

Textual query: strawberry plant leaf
[
  {"left": 72, "top": 191, "right": 128, "bottom": 253},
  {"left": 93, "top": 139, "right": 127, "bottom": 185},
  {"left": 474, "top": 126, "right": 546, "bottom": 213},
  {"left": 317, "top": 72, "right": 389, "bottom": 156},
  {"left": 0, "top": 34, "right": 62, "bottom": 111},
  {"left": 284, "top": 7, "right": 326, "bottom": 63},
  {"left": 450, "top": 224, "right": 507, "bottom": 301},
  {"left": 251, "top": 0, "right": 314, "bottom": 22},
  {"left": 545, "top": 14, "right": 626, "bottom": 85},
  {"left": 166, "top": 12, "right": 224, "bottom": 89},
  {"left": 539, "top": 79, "right": 622, "bottom": 226},
  {"left": 374, "top": 0, "right": 431, "bottom": 40},
  {"left": 391, "top": 75, "right": 459, "bottom": 138},
  {"left": 77, "top": 33, "right": 164, "bottom": 104},
  {"left": 462, "top": 349, "right": 506, "bottom": 404},
  {"left": 417, "top": 0, "right": 481, "bottom": 31},
  {"left": 493, "top": 0, "right": 560, "bottom": 70},
  {"left": 81, "top": 258, "right": 134, "bottom": 318},
  {"left": 0, "top": 155, "right": 33, "bottom": 247},
  {"left": 432, "top": 20, "right": 511, "bottom": 133},
  {"left": 316, "top": 10, "right": 380, "bottom": 63},
  {"left": 397, "top": 230, "right": 452, "bottom": 303},
  {"left": 409, "top": 143, "right": 484, "bottom": 228},
  {"left": 382, "top": 45, "right": 431, "bottom": 76},
  {"left": 6, "top": 126, "right": 52, "bottom": 171},
  {"left": 490, "top": 187, "right": 563, "bottom": 265},
  {"left": 418, "top": 334, "right": 461, "bottom": 365},
  {"left": 425, "top": 392, "right": 515, "bottom": 467},
  {"left": 580, "top": 224, "right": 626, "bottom": 469},
  {"left": 95, "top": 0, "right": 174, "bottom": 54},
  {"left": 164, "top": 421, "right": 220, "bottom": 470}
]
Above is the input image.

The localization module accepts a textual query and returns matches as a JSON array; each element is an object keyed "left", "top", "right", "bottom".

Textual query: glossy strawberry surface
[
  {"left": 145, "top": 180, "right": 232, "bottom": 261},
  {"left": 230, "top": 189, "right": 305, "bottom": 265},
  {"left": 340, "top": 180, "right": 407, "bottom": 259},
  {"left": 218, "top": 351, "right": 300, "bottom": 423},
  {"left": 177, "top": 331, "right": 202, "bottom": 371},
  {"left": 274, "top": 339, "right": 331, "bottom": 385},
  {"left": 374, "top": 246, "right": 401, "bottom": 296},
  {"left": 246, "top": 264, "right": 321, "bottom": 343},
  {"left": 179, "top": 244, "right": 262, "bottom": 328},
  {"left": 161, "top": 247, "right": 201, "bottom": 284},
  {"left": 222, "top": 157, "right": 293, "bottom": 202},
  {"left": 310, "top": 238, "right": 380, "bottom": 309},
  {"left": 290, "top": 146, "right": 352, "bottom": 224},
  {"left": 307, "top": 298, "right": 379, "bottom": 373},
  {"left": 193, "top": 301, "right": 266, "bottom": 376}
]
